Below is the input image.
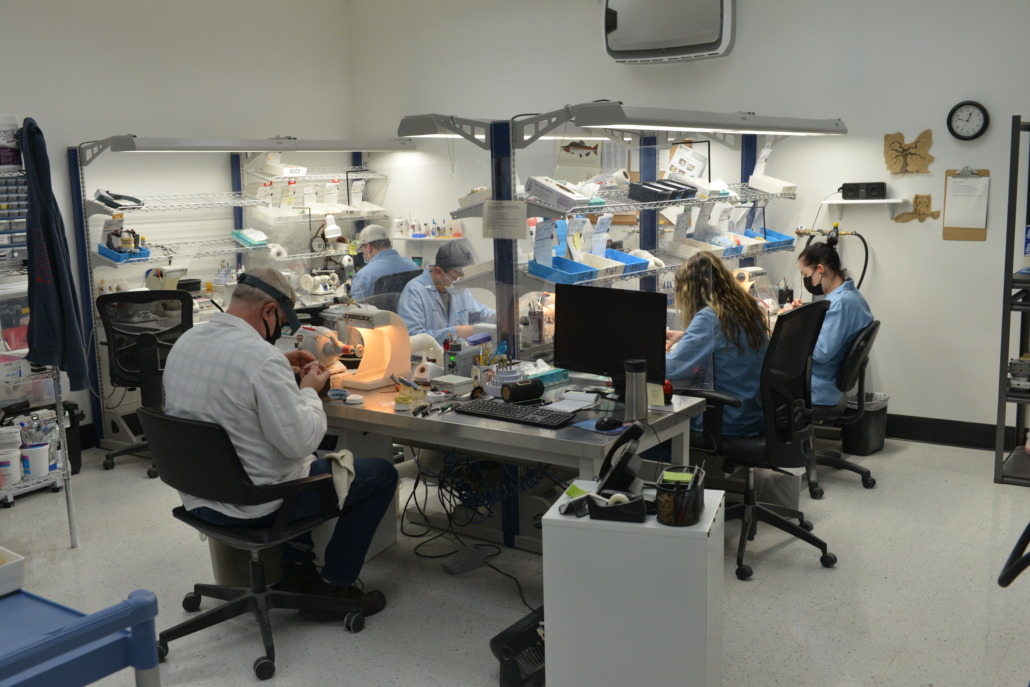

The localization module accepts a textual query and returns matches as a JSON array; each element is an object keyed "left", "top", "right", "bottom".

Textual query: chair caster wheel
[
  {"left": 103, "top": 459, "right": 114, "bottom": 470},
  {"left": 821, "top": 552, "right": 838, "bottom": 568},
  {"left": 254, "top": 656, "right": 275, "bottom": 680},
  {"left": 146, "top": 466, "right": 159, "bottom": 479},
  {"left": 735, "top": 564, "right": 753, "bottom": 581},
  {"left": 156, "top": 641, "right": 168, "bottom": 662},
  {"left": 799, "top": 519, "right": 814, "bottom": 532},
  {"left": 862, "top": 476, "right": 876, "bottom": 489},
  {"left": 345, "top": 612, "right": 365, "bottom": 633},
  {"left": 0, "top": 500, "right": 11, "bottom": 508},
  {"left": 50, "top": 484, "right": 62, "bottom": 493},
  {"left": 182, "top": 593, "right": 202, "bottom": 612},
  {"left": 809, "top": 485, "right": 824, "bottom": 499}
]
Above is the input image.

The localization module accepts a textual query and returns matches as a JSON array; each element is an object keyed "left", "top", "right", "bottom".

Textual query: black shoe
[
  {"left": 277, "top": 562, "right": 319, "bottom": 594},
  {"left": 302, "top": 578, "right": 387, "bottom": 620}
]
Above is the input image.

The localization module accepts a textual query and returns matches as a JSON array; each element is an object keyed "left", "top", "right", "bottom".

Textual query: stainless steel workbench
[{"left": 323, "top": 392, "right": 705, "bottom": 480}]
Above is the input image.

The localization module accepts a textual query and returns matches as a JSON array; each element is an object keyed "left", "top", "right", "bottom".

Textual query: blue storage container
[
  {"left": 527, "top": 257, "right": 598, "bottom": 284},
  {"left": 744, "top": 227, "right": 795, "bottom": 253},
  {"left": 97, "top": 244, "right": 150, "bottom": 263},
  {"left": 604, "top": 249, "right": 650, "bottom": 274}
]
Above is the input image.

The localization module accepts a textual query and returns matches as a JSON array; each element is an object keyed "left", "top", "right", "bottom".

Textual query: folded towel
[{"left": 323, "top": 449, "right": 355, "bottom": 509}]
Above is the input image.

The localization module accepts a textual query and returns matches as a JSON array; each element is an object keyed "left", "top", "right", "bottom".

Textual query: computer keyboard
[{"left": 453, "top": 398, "right": 577, "bottom": 429}]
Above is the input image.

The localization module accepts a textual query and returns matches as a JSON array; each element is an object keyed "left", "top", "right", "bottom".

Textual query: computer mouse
[{"left": 595, "top": 416, "right": 623, "bottom": 431}]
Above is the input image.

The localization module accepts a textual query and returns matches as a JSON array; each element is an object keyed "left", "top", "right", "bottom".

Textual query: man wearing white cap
[
  {"left": 398, "top": 240, "right": 496, "bottom": 343},
  {"left": 349, "top": 224, "right": 419, "bottom": 303}
]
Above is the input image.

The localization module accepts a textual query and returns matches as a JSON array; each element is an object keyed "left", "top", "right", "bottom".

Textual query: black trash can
[{"left": 841, "top": 392, "right": 889, "bottom": 456}]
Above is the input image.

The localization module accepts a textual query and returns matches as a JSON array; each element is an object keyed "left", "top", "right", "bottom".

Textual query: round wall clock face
[{"left": 947, "top": 101, "right": 989, "bottom": 140}]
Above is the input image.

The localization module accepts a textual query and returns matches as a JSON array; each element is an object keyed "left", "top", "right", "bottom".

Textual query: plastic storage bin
[
  {"left": 744, "top": 227, "right": 796, "bottom": 252},
  {"left": 527, "top": 256, "right": 598, "bottom": 284},
  {"left": 841, "top": 391, "right": 889, "bottom": 456},
  {"left": 604, "top": 248, "right": 650, "bottom": 274}
]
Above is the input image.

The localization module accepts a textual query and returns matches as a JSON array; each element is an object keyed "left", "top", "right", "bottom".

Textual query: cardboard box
[
  {"left": 0, "top": 349, "right": 31, "bottom": 382},
  {"left": 748, "top": 174, "right": 798, "bottom": 195},
  {"left": 458, "top": 187, "right": 491, "bottom": 208},
  {"left": 525, "top": 176, "right": 591, "bottom": 212}
]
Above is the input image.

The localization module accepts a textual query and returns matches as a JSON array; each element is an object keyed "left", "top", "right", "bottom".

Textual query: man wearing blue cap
[
  {"left": 397, "top": 240, "right": 496, "bottom": 343},
  {"left": 164, "top": 266, "right": 397, "bottom": 621}
]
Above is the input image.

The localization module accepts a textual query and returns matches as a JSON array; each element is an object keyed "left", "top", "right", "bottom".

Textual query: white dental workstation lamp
[{"left": 320, "top": 303, "right": 411, "bottom": 390}]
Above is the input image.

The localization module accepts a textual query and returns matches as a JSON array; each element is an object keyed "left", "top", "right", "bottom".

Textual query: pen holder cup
[{"left": 655, "top": 465, "right": 704, "bottom": 527}]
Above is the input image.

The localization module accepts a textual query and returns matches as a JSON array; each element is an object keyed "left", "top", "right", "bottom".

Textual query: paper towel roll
[{"left": 267, "top": 243, "right": 288, "bottom": 260}]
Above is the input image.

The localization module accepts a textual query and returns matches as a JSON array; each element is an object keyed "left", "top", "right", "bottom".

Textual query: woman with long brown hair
[{"left": 666, "top": 251, "right": 769, "bottom": 437}]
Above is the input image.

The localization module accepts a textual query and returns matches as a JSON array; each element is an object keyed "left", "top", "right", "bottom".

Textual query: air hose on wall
[{"left": 795, "top": 224, "right": 869, "bottom": 290}]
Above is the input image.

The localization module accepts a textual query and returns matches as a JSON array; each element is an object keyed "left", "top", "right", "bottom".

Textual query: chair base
[
  {"left": 103, "top": 441, "right": 159, "bottom": 478},
  {"left": 724, "top": 496, "right": 835, "bottom": 581},
  {"left": 806, "top": 448, "right": 876, "bottom": 499},
  {"left": 158, "top": 556, "right": 363, "bottom": 679}
]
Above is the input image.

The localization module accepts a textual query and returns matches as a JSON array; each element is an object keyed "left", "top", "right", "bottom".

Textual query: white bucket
[
  {"left": 0, "top": 447, "right": 21, "bottom": 485},
  {"left": 20, "top": 443, "right": 49, "bottom": 479},
  {"left": 0, "top": 426, "right": 20, "bottom": 451}
]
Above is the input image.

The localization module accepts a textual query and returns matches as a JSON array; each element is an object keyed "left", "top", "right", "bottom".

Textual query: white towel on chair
[{"left": 323, "top": 449, "right": 355, "bottom": 509}]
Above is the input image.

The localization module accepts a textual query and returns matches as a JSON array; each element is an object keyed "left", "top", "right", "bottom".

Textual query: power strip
[{"left": 442, "top": 546, "right": 487, "bottom": 575}]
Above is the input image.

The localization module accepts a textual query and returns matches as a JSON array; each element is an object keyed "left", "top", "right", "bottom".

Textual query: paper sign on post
[{"left": 483, "top": 200, "right": 528, "bottom": 240}]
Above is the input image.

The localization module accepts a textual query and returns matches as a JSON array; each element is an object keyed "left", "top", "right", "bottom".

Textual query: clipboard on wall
[{"left": 943, "top": 167, "right": 990, "bottom": 241}]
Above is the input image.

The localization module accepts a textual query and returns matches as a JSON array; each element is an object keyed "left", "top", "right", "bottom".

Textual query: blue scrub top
[
  {"left": 811, "top": 279, "right": 873, "bottom": 406},
  {"left": 666, "top": 307, "right": 767, "bottom": 437},
  {"left": 397, "top": 269, "right": 496, "bottom": 343},
  {"left": 350, "top": 249, "right": 419, "bottom": 302}
]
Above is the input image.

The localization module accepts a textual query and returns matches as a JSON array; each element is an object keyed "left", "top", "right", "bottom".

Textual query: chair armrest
[
  {"left": 674, "top": 387, "right": 743, "bottom": 409},
  {"left": 253, "top": 473, "right": 341, "bottom": 537}
]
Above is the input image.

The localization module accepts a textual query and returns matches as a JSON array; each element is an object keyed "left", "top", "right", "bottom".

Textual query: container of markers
[{"left": 655, "top": 465, "right": 705, "bottom": 527}]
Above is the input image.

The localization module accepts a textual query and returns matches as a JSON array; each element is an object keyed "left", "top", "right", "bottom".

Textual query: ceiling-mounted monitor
[{"left": 605, "top": 0, "right": 735, "bottom": 64}]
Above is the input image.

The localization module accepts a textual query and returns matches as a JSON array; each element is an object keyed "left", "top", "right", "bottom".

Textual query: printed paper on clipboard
[{"left": 943, "top": 168, "right": 989, "bottom": 241}]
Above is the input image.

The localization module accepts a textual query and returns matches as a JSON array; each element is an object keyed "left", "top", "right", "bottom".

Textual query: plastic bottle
[{"left": 97, "top": 279, "right": 107, "bottom": 296}]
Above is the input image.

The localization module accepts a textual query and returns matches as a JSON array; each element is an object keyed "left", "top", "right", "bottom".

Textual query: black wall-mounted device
[{"left": 841, "top": 182, "right": 887, "bottom": 200}]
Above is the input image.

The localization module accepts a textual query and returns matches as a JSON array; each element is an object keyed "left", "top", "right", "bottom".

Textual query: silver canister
[{"left": 623, "top": 358, "right": 648, "bottom": 422}]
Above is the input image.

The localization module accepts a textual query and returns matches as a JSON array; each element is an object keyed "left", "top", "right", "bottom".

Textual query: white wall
[
  {"left": 3, "top": 0, "right": 1027, "bottom": 430},
  {"left": 347, "top": 0, "right": 1030, "bottom": 427},
  {"left": 0, "top": 0, "right": 355, "bottom": 422}
]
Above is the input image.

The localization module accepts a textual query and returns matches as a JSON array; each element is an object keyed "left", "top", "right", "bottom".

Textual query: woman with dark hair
[
  {"left": 665, "top": 251, "right": 769, "bottom": 437},
  {"left": 795, "top": 234, "right": 873, "bottom": 408}
]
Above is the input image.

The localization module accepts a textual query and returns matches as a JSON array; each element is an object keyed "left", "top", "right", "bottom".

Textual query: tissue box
[
  {"left": 0, "top": 350, "right": 31, "bottom": 382},
  {"left": 525, "top": 176, "right": 590, "bottom": 212},
  {"left": 0, "top": 545, "right": 25, "bottom": 596}
]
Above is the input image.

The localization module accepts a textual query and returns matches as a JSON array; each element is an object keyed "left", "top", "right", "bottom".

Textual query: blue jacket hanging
[{"left": 19, "top": 118, "right": 89, "bottom": 391}]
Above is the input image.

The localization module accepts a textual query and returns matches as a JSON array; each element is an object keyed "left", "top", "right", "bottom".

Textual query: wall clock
[{"left": 947, "top": 101, "right": 989, "bottom": 141}]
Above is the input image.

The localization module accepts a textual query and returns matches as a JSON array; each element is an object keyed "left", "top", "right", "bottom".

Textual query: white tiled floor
[{"left": 3, "top": 439, "right": 1030, "bottom": 686}]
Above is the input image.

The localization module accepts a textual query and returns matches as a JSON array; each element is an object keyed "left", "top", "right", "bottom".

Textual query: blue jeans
[{"left": 192, "top": 457, "right": 398, "bottom": 587}]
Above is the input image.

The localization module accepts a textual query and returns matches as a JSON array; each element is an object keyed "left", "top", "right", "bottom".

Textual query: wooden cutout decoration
[
  {"left": 893, "top": 194, "right": 940, "bottom": 223},
  {"left": 884, "top": 129, "right": 935, "bottom": 174}
]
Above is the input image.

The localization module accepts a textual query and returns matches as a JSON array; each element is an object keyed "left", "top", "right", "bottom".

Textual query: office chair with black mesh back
[
  {"left": 806, "top": 320, "right": 881, "bottom": 499},
  {"left": 95, "top": 290, "right": 193, "bottom": 477},
  {"left": 136, "top": 407, "right": 363, "bottom": 681},
  {"left": 372, "top": 269, "right": 422, "bottom": 296},
  {"left": 679, "top": 302, "right": 837, "bottom": 581}
]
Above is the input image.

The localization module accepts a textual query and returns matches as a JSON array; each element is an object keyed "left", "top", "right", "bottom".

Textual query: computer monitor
[{"left": 553, "top": 283, "right": 667, "bottom": 395}]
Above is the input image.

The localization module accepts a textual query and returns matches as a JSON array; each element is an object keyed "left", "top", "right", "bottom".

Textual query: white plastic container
[
  {"left": 0, "top": 447, "right": 21, "bottom": 485},
  {"left": 0, "top": 545, "right": 25, "bottom": 596},
  {"left": 0, "top": 425, "right": 20, "bottom": 450},
  {"left": 20, "top": 443, "right": 49, "bottom": 479},
  {"left": 0, "top": 115, "right": 20, "bottom": 171}
]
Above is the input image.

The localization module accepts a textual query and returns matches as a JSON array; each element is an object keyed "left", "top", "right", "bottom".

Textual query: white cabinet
[{"left": 542, "top": 483, "right": 724, "bottom": 687}]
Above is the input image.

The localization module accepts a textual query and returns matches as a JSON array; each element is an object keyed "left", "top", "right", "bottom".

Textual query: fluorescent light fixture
[
  {"left": 571, "top": 101, "right": 847, "bottom": 136},
  {"left": 105, "top": 135, "right": 416, "bottom": 153},
  {"left": 397, "top": 114, "right": 491, "bottom": 149}
]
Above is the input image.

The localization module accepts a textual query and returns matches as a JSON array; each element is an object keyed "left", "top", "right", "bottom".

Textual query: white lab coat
[
  {"left": 163, "top": 312, "right": 326, "bottom": 518},
  {"left": 397, "top": 269, "right": 496, "bottom": 344}
]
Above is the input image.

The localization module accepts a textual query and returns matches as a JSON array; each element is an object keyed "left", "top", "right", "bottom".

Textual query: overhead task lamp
[
  {"left": 569, "top": 101, "right": 847, "bottom": 136},
  {"left": 103, "top": 134, "right": 417, "bottom": 153}
]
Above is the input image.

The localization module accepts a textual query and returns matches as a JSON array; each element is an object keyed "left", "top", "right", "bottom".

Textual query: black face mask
[
  {"left": 262, "top": 312, "right": 283, "bottom": 345},
  {"left": 802, "top": 274, "right": 824, "bottom": 296}
]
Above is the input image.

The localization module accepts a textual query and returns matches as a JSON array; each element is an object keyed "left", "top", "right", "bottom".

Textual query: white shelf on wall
[{"left": 822, "top": 198, "right": 904, "bottom": 221}]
